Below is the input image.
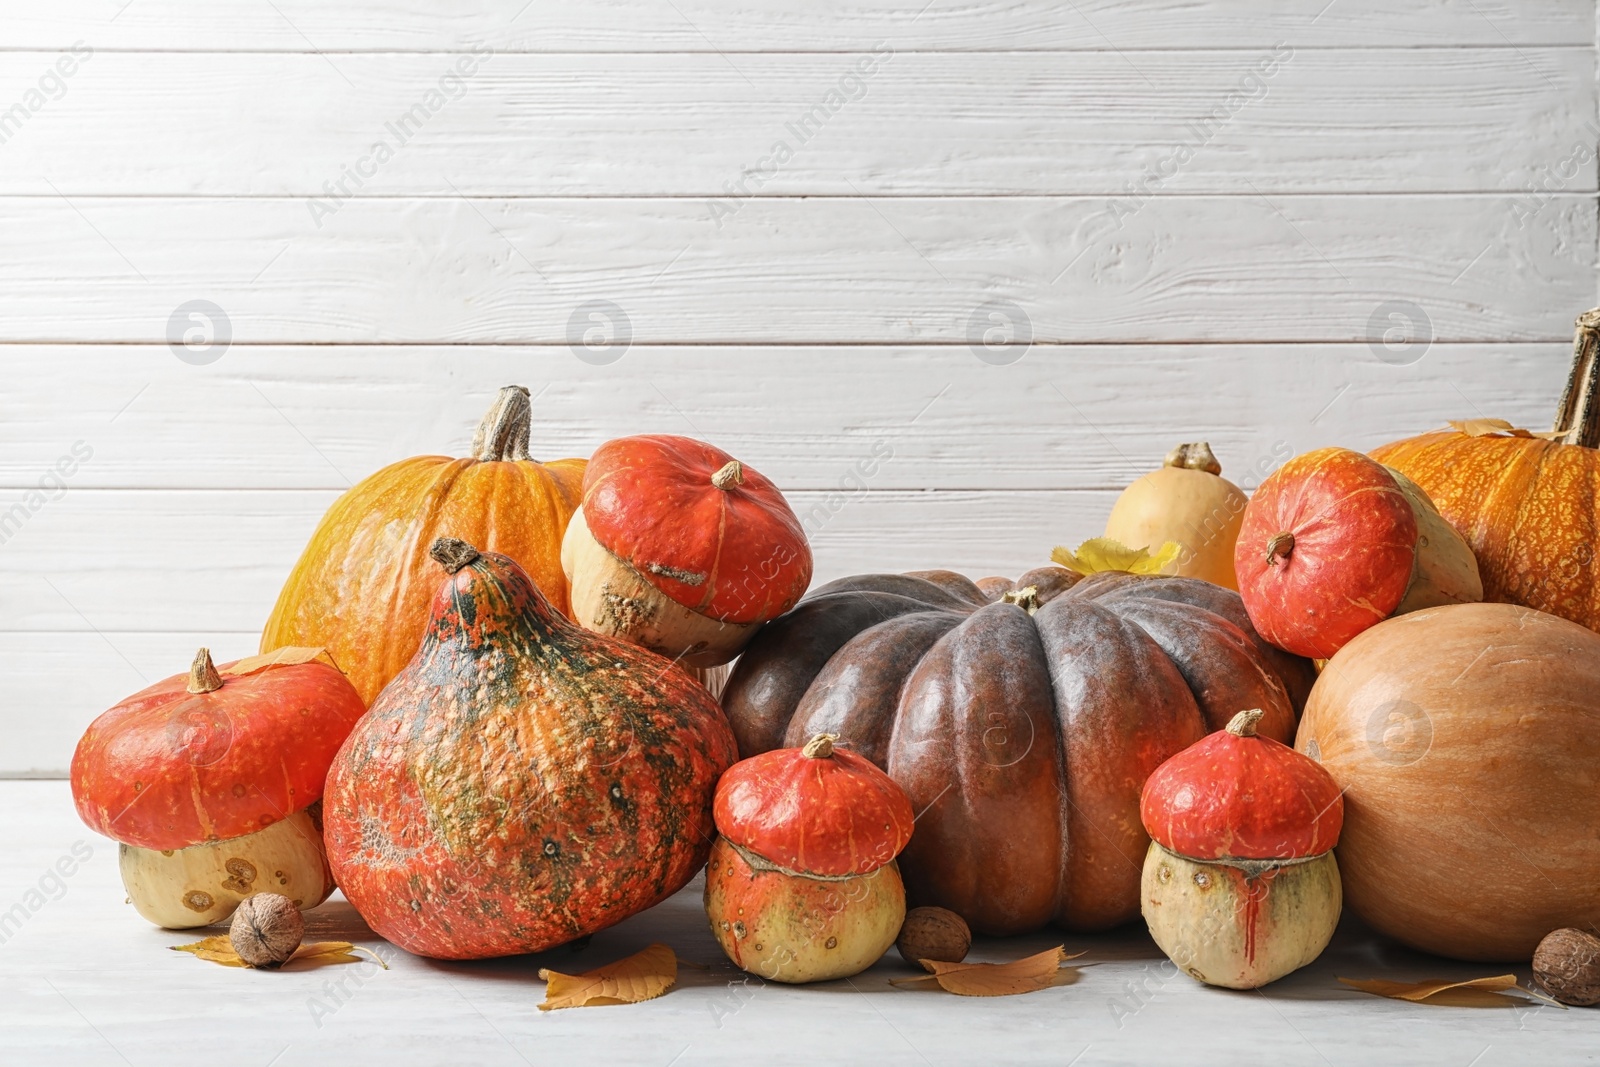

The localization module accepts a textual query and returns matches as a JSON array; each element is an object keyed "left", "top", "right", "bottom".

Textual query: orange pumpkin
[
  {"left": 260, "top": 386, "right": 585, "bottom": 704},
  {"left": 1371, "top": 308, "right": 1600, "bottom": 632}
]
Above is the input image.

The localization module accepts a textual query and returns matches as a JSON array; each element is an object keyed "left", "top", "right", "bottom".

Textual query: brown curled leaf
[
  {"left": 538, "top": 943, "right": 677, "bottom": 1011},
  {"left": 889, "top": 946, "right": 1083, "bottom": 997},
  {"left": 1339, "top": 974, "right": 1561, "bottom": 1008}
]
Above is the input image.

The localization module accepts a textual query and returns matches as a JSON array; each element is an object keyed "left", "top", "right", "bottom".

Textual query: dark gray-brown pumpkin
[{"left": 721, "top": 567, "right": 1315, "bottom": 936}]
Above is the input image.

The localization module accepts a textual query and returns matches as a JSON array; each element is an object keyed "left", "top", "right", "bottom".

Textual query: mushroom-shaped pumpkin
[
  {"left": 70, "top": 648, "right": 364, "bottom": 928},
  {"left": 1139, "top": 709, "right": 1344, "bottom": 989},
  {"left": 562, "top": 434, "right": 812, "bottom": 666},
  {"left": 706, "top": 734, "right": 913, "bottom": 983}
]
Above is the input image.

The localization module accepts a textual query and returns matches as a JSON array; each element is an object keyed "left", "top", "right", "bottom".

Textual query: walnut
[
  {"left": 1533, "top": 927, "right": 1600, "bottom": 1006},
  {"left": 229, "top": 893, "right": 304, "bottom": 968},
  {"left": 896, "top": 906, "right": 971, "bottom": 965}
]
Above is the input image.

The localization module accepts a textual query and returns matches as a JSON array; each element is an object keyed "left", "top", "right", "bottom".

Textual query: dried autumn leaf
[
  {"left": 221, "top": 646, "right": 340, "bottom": 678},
  {"left": 1446, "top": 419, "right": 1563, "bottom": 441},
  {"left": 172, "top": 936, "right": 384, "bottom": 971},
  {"left": 172, "top": 935, "right": 247, "bottom": 967},
  {"left": 889, "top": 946, "right": 1082, "bottom": 997},
  {"left": 1052, "top": 538, "right": 1182, "bottom": 577},
  {"left": 1339, "top": 974, "right": 1557, "bottom": 1008},
  {"left": 537, "top": 943, "right": 677, "bottom": 1011}
]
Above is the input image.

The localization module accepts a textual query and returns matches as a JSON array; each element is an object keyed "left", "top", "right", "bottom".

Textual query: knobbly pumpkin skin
[
  {"left": 1296, "top": 602, "right": 1600, "bottom": 961},
  {"left": 564, "top": 434, "right": 812, "bottom": 666},
  {"left": 1139, "top": 710, "right": 1344, "bottom": 989},
  {"left": 706, "top": 734, "right": 914, "bottom": 983},
  {"left": 1372, "top": 428, "right": 1600, "bottom": 632},
  {"left": 324, "top": 538, "right": 737, "bottom": 960},
  {"left": 1235, "top": 447, "right": 1480, "bottom": 659},
  {"left": 261, "top": 386, "right": 586, "bottom": 705},
  {"left": 721, "top": 567, "right": 1316, "bottom": 936}
]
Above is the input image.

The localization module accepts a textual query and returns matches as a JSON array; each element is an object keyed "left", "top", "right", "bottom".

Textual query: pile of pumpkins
[{"left": 68, "top": 313, "right": 1600, "bottom": 989}]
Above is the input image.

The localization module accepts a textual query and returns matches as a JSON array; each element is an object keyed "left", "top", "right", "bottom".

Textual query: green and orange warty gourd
[
  {"left": 261, "top": 386, "right": 586, "bottom": 705},
  {"left": 323, "top": 538, "right": 737, "bottom": 960}
]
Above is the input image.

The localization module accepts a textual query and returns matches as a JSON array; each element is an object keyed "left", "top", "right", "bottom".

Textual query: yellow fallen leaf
[
  {"left": 221, "top": 646, "right": 341, "bottom": 677},
  {"left": 172, "top": 935, "right": 247, "bottom": 967},
  {"left": 1339, "top": 975, "right": 1560, "bottom": 1008},
  {"left": 1051, "top": 538, "right": 1181, "bottom": 577},
  {"left": 172, "top": 936, "right": 384, "bottom": 971},
  {"left": 1447, "top": 419, "right": 1563, "bottom": 441},
  {"left": 538, "top": 943, "right": 677, "bottom": 1011},
  {"left": 889, "top": 946, "right": 1083, "bottom": 997}
]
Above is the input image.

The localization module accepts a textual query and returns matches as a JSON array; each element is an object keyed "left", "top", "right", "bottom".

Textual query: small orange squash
[{"left": 260, "top": 386, "right": 585, "bottom": 705}]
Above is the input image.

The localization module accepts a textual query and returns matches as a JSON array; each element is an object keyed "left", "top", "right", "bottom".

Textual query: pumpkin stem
[
  {"left": 1265, "top": 532, "right": 1295, "bottom": 566},
  {"left": 1226, "top": 709, "right": 1264, "bottom": 737},
  {"left": 802, "top": 733, "right": 838, "bottom": 759},
  {"left": 1163, "top": 442, "right": 1223, "bottom": 476},
  {"left": 430, "top": 536, "right": 482, "bottom": 574},
  {"left": 470, "top": 385, "right": 534, "bottom": 462},
  {"left": 711, "top": 460, "right": 744, "bottom": 490},
  {"left": 1000, "top": 585, "right": 1040, "bottom": 615},
  {"left": 187, "top": 648, "right": 223, "bottom": 695},
  {"left": 1554, "top": 309, "right": 1600, "bottom": 448}
]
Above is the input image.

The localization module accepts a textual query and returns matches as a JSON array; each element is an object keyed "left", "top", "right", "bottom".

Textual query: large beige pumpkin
[{"left": 1296, "top": 602, "right": 1600, "bottom": 961}]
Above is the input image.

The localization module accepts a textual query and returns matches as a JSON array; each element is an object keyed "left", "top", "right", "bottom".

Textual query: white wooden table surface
[
  {"left": 0, "top": 781, "right": 1591, "bottom": 1067},
  {"left": 4, "top": 2, "right": 1598, "bottom": 1060}
]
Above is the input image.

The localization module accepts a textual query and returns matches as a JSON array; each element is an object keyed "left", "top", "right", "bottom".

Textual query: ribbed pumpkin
[
  {"left": 323, "top": 537, "right": 737, "bottom": 960},
  {"left": 1140, "top": 709, "right": 1344, "bottom": 989},
  {"left": 706, "top": 733, "right": 914, "bottom": 983},
  {"left": 563, "top": 434, "right": 812, "bottom": 667},
  {"left": 1371, "top": 309, "right": 1600, "bottom": 633},
  {"left": 261, "top": 386, "right": 585, "bottom": 705},
  {"left": 721, "top": 566, "right": 1316, "bottom": 935}
]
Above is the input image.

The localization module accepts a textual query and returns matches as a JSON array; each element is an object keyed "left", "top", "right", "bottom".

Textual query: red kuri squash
[{"left": 1234, "top": 447, "right": 1480, "bottom": 658}]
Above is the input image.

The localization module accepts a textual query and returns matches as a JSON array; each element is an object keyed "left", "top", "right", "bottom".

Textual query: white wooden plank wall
[{"left": 0, "top": 1, "right": 1594, "bottom": 775}]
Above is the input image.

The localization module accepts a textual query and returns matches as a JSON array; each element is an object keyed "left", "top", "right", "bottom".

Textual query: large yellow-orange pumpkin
[
  {"left": 260, "top": 386, "right": 585, "bottom": 705},
  {"left": 1371, "top": 309, "right": 1600, "bottom": 632}
]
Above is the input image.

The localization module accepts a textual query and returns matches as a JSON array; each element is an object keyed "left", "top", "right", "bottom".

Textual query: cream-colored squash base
[
  {"left": 1141, "top": 842, "right": 1340, "bottom": 990},
  {"left": 1104, "top": 466, "right": 1247, "bottom": 590},
  {"left": 1386, "top": 467, "right": 1484, "bottom": 614},
  {"left": 705, "top": 838, "right": 905, "bottom": 984},
  {"left": 561, "top": 508, "right": 759, "bottom": 667},
  {"left": 119, "top": 809, "right": 334, "bottom": 929}
]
